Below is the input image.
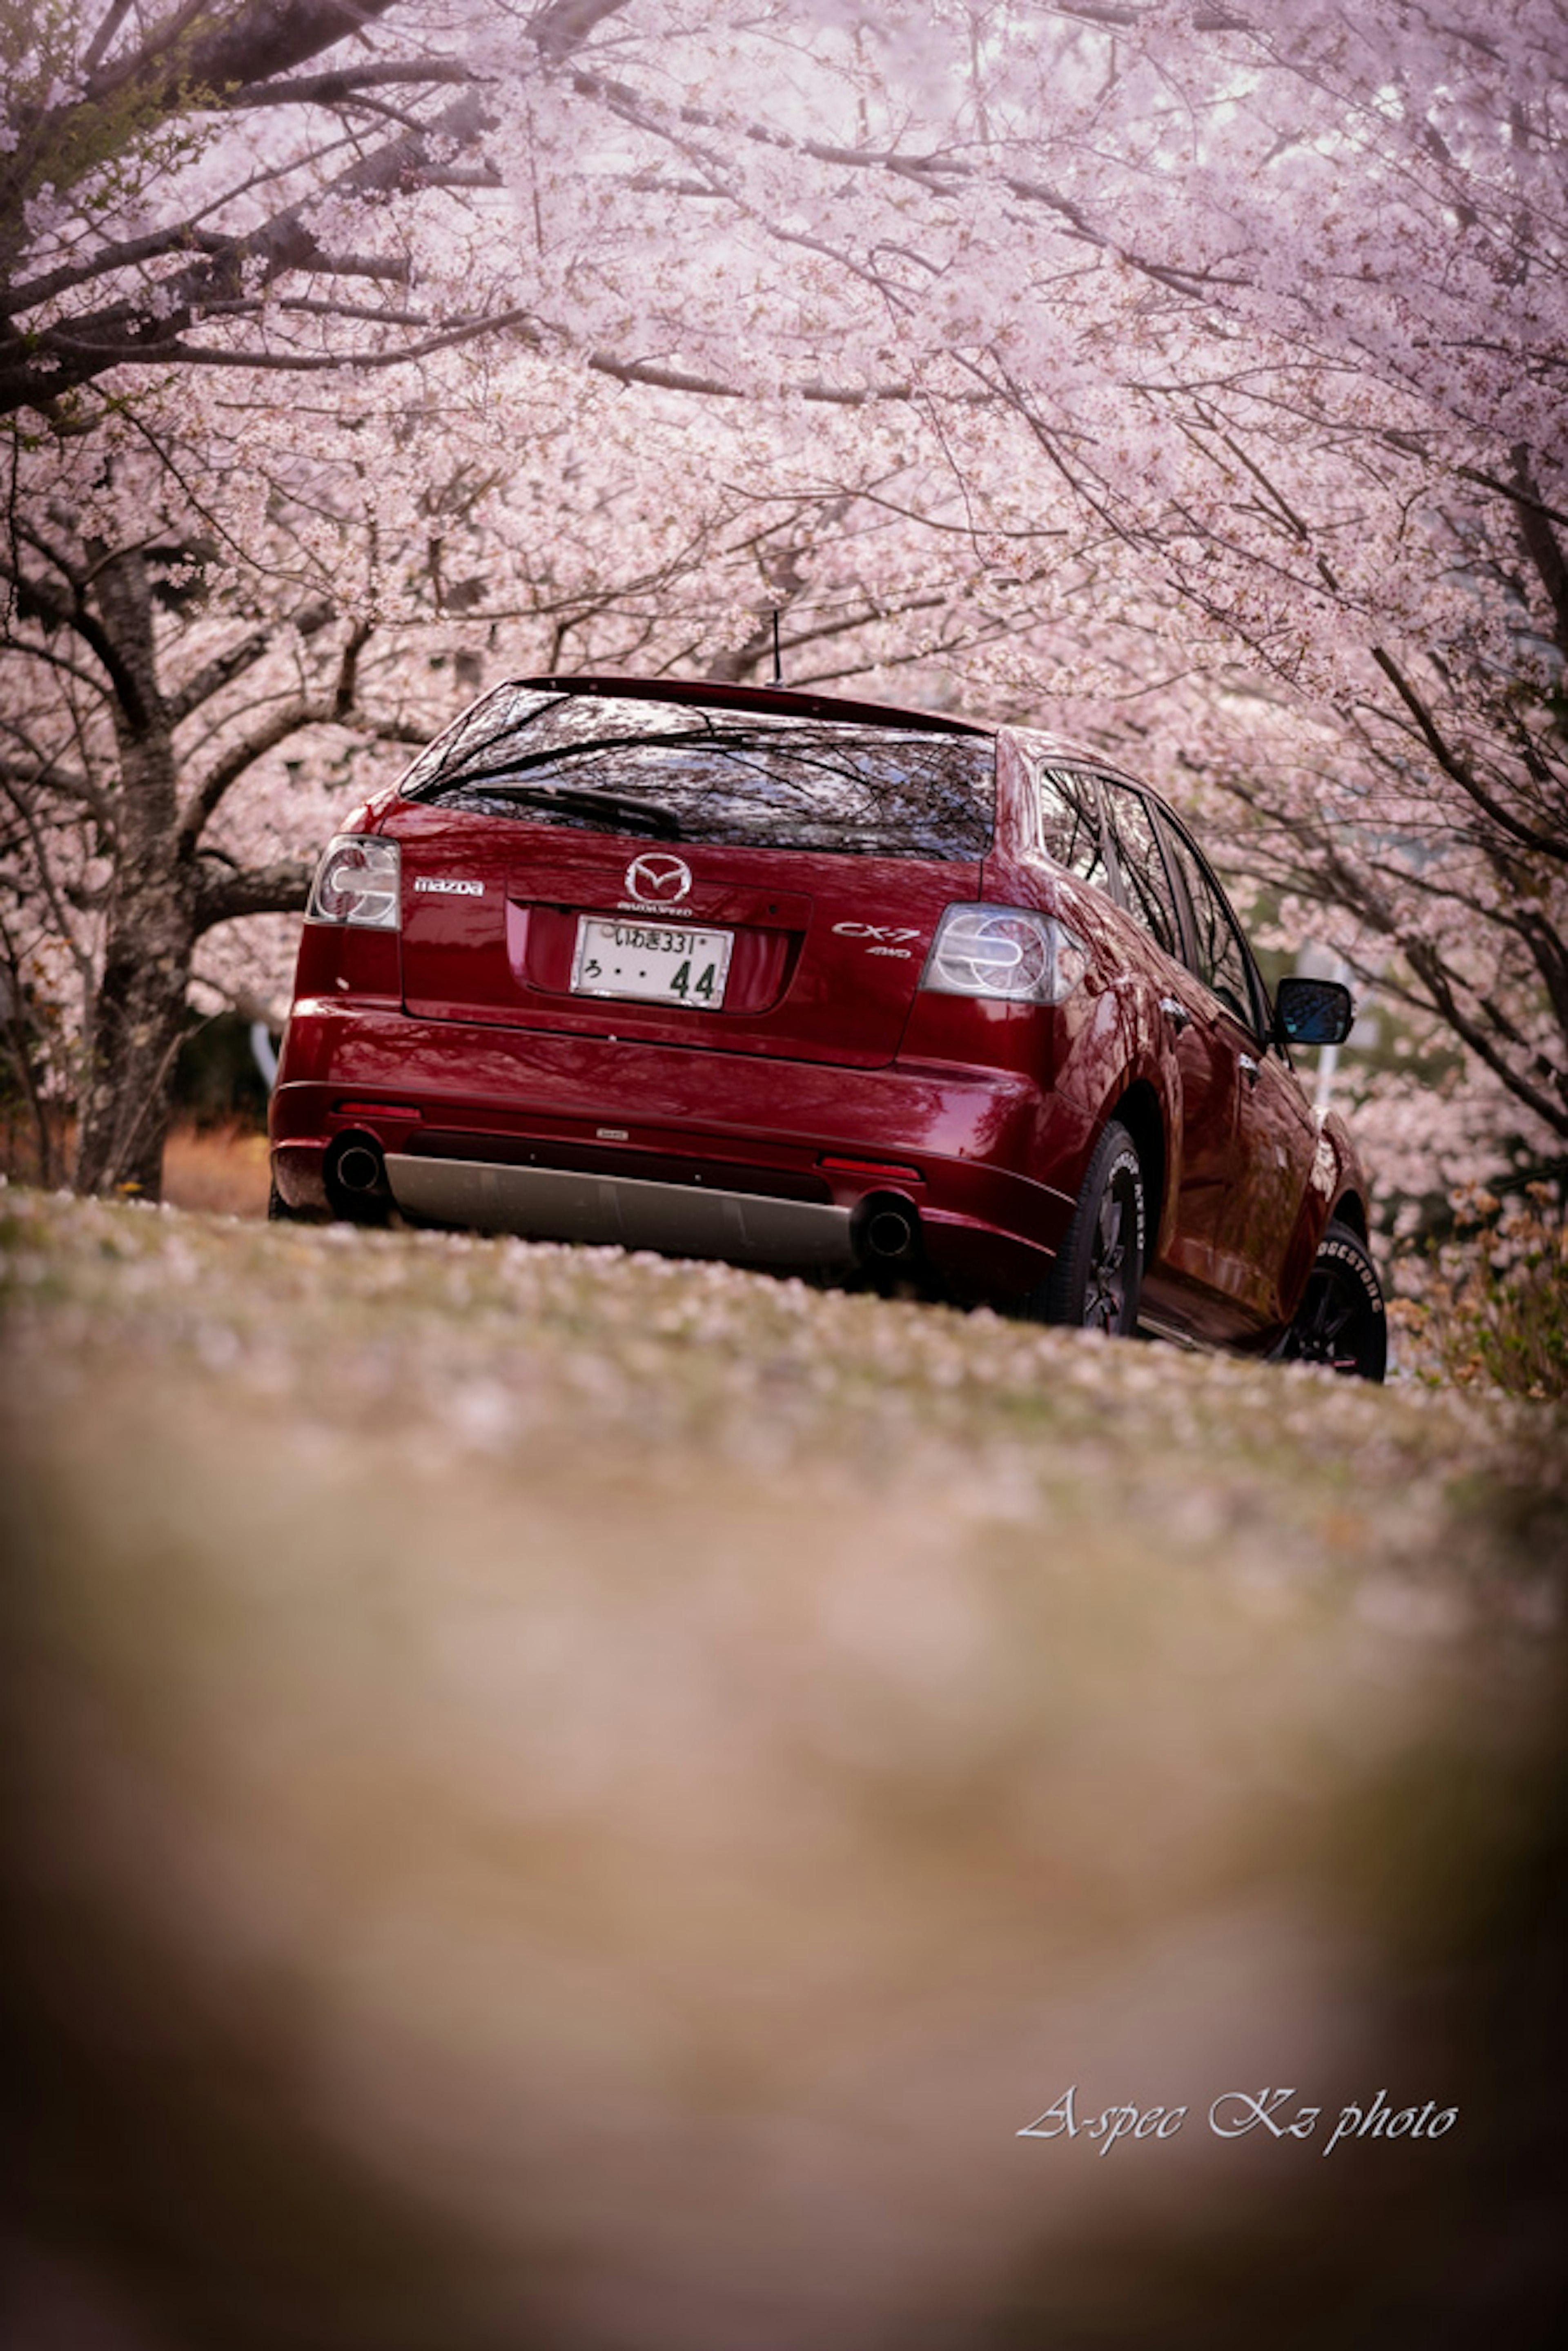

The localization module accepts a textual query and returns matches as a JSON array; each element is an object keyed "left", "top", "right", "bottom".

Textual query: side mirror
[{"left": 1274, "top": 974, "right": 1354, "bottom": 1048}]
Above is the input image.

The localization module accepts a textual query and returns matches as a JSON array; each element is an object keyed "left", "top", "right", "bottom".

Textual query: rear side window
[
  {"left": 1160, "top": 819, "right": 1260, "bottom": 1032},
  {"left": 1037, "top": 767, "right": 1112, "bottom": 890},
  {"left": 1102, "top": 783, "right": 1184, "bottom": 963},
  {"left": 401, "top": 686, "right": 995, "bottom": 861}
]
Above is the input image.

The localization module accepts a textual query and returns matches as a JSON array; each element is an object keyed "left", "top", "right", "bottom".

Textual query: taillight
[
  {"left": 306, "top": 835, "right": 401, "bottom": 930},
  {"left": 920, "top": 905, "right": 1087, "bottom": 1005}
]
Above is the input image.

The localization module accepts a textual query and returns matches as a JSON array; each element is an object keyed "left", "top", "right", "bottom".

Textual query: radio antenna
[{"left": 771, "top": 607, "right": 782, "bottom": 684}]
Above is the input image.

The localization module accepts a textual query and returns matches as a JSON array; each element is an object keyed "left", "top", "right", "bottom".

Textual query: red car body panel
[
  {"left": 270, "top": 676, "right": 1372, "bottom": 1348},
  {"left": 392, "top": 804, "right": 982, "bottom": 1069}
]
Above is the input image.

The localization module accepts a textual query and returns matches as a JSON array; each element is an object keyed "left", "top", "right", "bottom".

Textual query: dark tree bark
[
  {"left": 40, "top": 543, "right": 323, "bottom": 1201},
  {"left": 74, "top": 546, "right": 206, "bottom": 1198},
  {"left": 73, "top": 548, "right": 186, "bottom": 1193}
]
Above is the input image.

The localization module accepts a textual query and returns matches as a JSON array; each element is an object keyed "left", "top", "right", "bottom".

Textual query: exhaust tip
[
  {"left": 853, "top": 1190, "right": 920, "bottom": 1268},
  {"left": 326, "top": 1132, "right": 391, "bottom": 1219},
  {"left": 336, "top": 1143, "right": 384, "bottom": 1194}
]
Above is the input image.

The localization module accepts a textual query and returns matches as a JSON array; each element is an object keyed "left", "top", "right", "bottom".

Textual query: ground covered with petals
[{"left": 3, "top": 1187, "right": 1566, "bottom": 2351}]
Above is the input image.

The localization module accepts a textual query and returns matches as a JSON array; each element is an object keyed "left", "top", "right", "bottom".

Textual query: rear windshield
[{"left": 400, "top": 686, "right": 996, "bottom": 861}]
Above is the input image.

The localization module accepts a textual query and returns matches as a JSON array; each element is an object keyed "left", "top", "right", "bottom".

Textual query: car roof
[{"left": 512, "top": 674, "right": 993, "bottom": 738}]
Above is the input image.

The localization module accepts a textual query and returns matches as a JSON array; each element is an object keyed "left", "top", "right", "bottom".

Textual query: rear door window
[{"left": 402, "top": 686, "right": 995, "bottom": 862}]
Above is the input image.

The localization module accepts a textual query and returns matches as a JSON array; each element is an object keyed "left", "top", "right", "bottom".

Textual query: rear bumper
[{"left": 270, "top": 1003, "right": 1091, "bottom": 1298}]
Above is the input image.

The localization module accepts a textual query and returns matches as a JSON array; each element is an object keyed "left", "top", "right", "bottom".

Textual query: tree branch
[
  {"left": 0, "top": 555, "right": 151, "bottom": 727},
  {"left": 192, "top": 854, "right": 314, "bottom": 933},
  {"left": 0, "top": 749, "right": 105, "bottom": 817},
  {"left": 531, "top": 0, "right": 635, "bottom": 63},
  {"left": 1510, "top": 443, "right": 1568, "bottom": 664},
  {"left": 178, "top": 698, "right": 330, "bottom": 854},
  {"left": 80, "top": 3, "right": 403, "bottom": 120},
  {"left": 1405, "top": 937, "right": 1568, "bottom": 1137},
  {"left": 1370, "top": 645, "right": 1568, "bottom": 865},
  {"left": 232, "top": 60, "right": 476, "bottom": 108},
  {"left": 167, "top": 601, "right": 336, "bottom": 728},
  {"left": 333, "top": 617, "right": 374, "bottom": 720},
  {"left": 80, "top": 2, "right": 135, "bottom": 78}
]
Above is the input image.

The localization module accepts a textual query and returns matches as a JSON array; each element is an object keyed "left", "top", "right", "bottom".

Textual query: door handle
[
  {"left": 1239, "top": 1052, "right": 1260, "bottom": 1088},
  {"left": 1159, "top": 996, "right": 1191, "bottom": 1034}
]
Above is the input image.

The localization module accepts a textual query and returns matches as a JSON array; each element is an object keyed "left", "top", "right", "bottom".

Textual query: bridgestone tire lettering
[{"left": 1274, "top": 1218, "right": 1388, "bottom": 1382}]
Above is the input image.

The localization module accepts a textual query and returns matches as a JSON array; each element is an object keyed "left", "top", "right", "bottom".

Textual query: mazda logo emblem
[{"left": 625, "top": 852, "right": 693, "bottom": 905}]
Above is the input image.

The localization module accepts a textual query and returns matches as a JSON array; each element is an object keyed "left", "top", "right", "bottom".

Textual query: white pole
[
  {"left": 249, "top": 1021, "right": 279, "bottom": 1092},
  {"left": 1310, "top": 952, "right": 1353, "bottom": 1116}
]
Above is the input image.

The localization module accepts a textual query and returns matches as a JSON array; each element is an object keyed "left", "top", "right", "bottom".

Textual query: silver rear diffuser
[{"left": 384, "top": 1154, "right": 855, "bottom": 1268}]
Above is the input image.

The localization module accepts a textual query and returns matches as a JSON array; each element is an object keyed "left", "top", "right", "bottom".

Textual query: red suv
[{"left": 270, "top": 677, "right": 1387, "bottom": 1377}]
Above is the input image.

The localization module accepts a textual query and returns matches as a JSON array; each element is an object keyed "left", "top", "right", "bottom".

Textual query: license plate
[{"left": 570, "top": 917, "right": 733, "bottom": 1009}]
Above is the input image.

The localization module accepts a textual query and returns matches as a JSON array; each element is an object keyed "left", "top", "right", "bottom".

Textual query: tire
[
  {"left": 1031, "top": 1118, "right": 1146, "bottom": 1335},
  {"left": 1273, "top": 1219, "right": 1387, "bottom": 1382}
]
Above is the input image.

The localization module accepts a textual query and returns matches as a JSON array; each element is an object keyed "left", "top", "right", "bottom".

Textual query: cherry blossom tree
[
  {"left": 0, "top": 1, "right": 630, "bottom": 418},
  {"left": 0, "top": 349, "right": 1001, "bottom": 1191},
  {"left": 3, "top": 0, "right": 1564, "bottom": 1204},
  {"left": 0, "top": 0, "right": 650, "bottom": 1191},
  {"left": 472, "top": 0, "right": 1565, "bottom": 1158}
]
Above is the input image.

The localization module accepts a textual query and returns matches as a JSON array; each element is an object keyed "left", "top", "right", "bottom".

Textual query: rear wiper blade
[{"left": 433, "top": 778, "right": 683, "bottom": 838}]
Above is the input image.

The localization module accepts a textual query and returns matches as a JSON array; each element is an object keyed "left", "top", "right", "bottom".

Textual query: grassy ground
[
  {"left": 160, "top": 1117, "right": 274, "bottom": 1218},
  {"left": 0, "top": 1115, "right": 274, "bottom": 1218},
  {"left": 3, "top": 1183, "right": 1566, "bottom": 2350}
]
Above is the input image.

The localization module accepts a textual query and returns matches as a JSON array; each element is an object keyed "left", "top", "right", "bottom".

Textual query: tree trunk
[{"left": 73, "top": 547, "right": 196, "bottom": 1201}]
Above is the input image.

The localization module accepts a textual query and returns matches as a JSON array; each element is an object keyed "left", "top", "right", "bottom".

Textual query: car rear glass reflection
[{"left": 401, "top": 689, "right": 996, "bottom": 860}]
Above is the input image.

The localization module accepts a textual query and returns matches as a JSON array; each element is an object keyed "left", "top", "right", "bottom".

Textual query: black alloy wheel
[
  {"left": 1273, "top": 1220, "right": 1388, "bottom": 1382},
  {"left": 1033, "top": 1117, "right": 1146, "bottom": 1336}
]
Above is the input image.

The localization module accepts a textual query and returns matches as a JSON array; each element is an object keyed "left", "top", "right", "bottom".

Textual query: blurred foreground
[{"left": 3, "top": 1186, "right": 1567, "bottom": 2348}]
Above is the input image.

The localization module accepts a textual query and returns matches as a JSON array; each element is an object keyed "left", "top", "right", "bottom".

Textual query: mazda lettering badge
[{"left": 625, "top": 852, "right": 693, "bottom": 905}]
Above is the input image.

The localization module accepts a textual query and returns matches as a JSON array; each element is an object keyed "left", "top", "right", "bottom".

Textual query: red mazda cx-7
[{"left": 270, "top": 676, "right": 1388, "bottom": 1377}]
